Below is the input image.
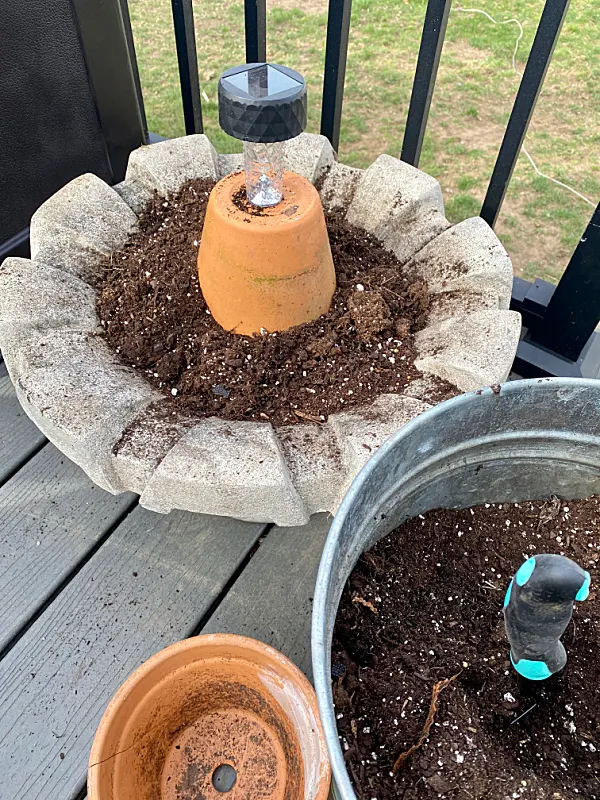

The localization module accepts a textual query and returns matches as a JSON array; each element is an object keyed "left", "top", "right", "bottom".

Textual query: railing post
[
  {"left": 530, "top": 204, "right": 600, "bottom": 359},
  {"left": 481, "top": 0, "right": 570, "bottom": 227},
  {"left": 320, "top": 0, "right": 352, "bottom": 152},
  {"left": 511, "top": 204, "right": 600, "bottom": 378},
  {"left": 245, "top": 0, "right": 267, "bottom": 63},
  {"left": 118, "top": 0, "right": 149, "bottom": 142},
  {"left": 73, "top": 0, "right": 148, "bottom": 179},
  {"left": 401, "top": 0, "right": 452, "bottom": 168},
  {"left": 171, "top": 0, "right": 203, "bottom": 135}
]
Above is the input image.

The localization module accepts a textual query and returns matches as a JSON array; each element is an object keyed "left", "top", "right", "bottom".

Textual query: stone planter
[{"left": 0, "top": 134, "right": 521, "bottom": 525}]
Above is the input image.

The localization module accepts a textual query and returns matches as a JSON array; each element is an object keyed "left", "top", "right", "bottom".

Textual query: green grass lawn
[{"left": 128, "top": 0, "right": 599, "bottom": 283}]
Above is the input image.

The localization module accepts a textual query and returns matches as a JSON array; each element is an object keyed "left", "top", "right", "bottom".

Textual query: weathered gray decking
[{"left": 0, "top": 359, "right": 330, "bottom": 800}]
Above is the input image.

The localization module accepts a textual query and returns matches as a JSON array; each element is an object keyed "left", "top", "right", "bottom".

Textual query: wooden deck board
[
  {"left": 0, "top": 446, "right": 135, "bottom": 653},
  {"left": 0, "top": 508, "right": 265, "bottom": 800},
  {"left": 0, "top": 357, "right": 330, "bottom": 799},
  {"left": 203, "top": 513, "right": 331, "bottom": 679},
  {"left": 0, "top": 362, "right": 46, "bottom": 483}
]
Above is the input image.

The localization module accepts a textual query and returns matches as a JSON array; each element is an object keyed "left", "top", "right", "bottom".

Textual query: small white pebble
[
  {"left": 171, "top": 388, "right": 178, "bottom": 396},
  {"left": 565, "top": 720, "right": 576, "bottom": 734}
]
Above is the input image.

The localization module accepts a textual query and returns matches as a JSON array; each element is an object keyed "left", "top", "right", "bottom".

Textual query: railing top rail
[{"left": 129, "top": 0, "right": 600, "bottom": 377}]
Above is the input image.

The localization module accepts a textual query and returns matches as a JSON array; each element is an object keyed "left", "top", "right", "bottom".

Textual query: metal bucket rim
[{"left": 311, "top": 376, "right": 600, "bottom": 800}]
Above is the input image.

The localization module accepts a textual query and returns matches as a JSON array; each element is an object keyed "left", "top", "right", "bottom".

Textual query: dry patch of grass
[{"left": 268, "top": 0, "right": 327, "bottom": 13}]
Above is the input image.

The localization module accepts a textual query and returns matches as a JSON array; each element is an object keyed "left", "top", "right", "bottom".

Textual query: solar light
[
  {"left": 198, "top": 62, "right": 334, "bottom": 335},
  {"left": 218, "top": 63, "right": 307, "bottom": 207}
]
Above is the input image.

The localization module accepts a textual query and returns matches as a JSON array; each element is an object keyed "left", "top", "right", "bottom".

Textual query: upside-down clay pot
[
  {"left": 198, "top": 171, "right": 336, "bottom": 335},
  {"left": 88, "top": 634, "right": 331, "bottom": 800}
]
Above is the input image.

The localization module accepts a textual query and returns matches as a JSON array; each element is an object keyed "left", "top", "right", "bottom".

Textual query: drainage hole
[{"left": 212, "top": 763, "right": 237, "bottom": 793}]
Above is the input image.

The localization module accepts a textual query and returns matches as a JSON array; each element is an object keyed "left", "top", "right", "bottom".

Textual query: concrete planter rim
[{"left": 0, "top": 133, "right": 521, "bottom": 525}]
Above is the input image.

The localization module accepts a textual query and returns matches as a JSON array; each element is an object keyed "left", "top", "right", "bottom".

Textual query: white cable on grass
[
  {"left": 454, "top": 5, "right": 595, "bottom": 209},
  {"left": 520, "top": 148, "right": 595, "bottom": 207},
  {"left": 456, "top": 6, "right": 523, "bottom": 73}
]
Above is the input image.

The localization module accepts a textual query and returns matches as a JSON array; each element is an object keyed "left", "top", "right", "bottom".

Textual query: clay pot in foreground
[
  {"left": 89, "top": 634, "right": 331, "bottom": 800},
  {"left": 198, "top": 170, "right": 336, "bottom": 336}
]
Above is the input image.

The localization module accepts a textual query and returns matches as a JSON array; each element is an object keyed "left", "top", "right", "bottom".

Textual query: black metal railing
[
  {"left": 1, "top": 0, "right": 596, "bottom": 379},
  {"left": 479, "top": 0, "right": 570, "bottom": 228},
  {"left": 400, "top": 0, "right": 451, "bottom": 168},
  {"left": 320, "top": 0, "right": 353, "bottom": 151},
  {"left": 161, "top": 0, "right": 599, "bottom": 379},
  {"left": 171, "top": 0, "right": 204, "bottom": 134},
  {"left": 244, "top": 0, "right": 267, "bottom": 64}
]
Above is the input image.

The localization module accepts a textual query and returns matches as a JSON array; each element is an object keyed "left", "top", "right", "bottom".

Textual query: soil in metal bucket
[
  {"left": 96, "top": 177, "right": 456, "bottom": 427},
  {"left": 332, "top": 496, "right": 600, "bottom": 800}
]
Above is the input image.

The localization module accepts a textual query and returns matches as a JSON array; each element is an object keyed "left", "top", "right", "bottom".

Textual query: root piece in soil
[
  {"left": 352, "top": 595, "right": 378, "bottom": 614},
  {"left": 392, "top": 672, "right": 460, "bottom": 772},
  {"left": 347, "top": 289, "right": 392, "bottom": 342}
]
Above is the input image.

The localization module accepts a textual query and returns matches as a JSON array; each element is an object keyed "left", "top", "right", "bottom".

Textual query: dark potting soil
[
  {"left": 332, "top": 497, "right": 600, "bottom": 800},
  {"left": 97, "top": 178, "right": 456, "bottom": 426}
]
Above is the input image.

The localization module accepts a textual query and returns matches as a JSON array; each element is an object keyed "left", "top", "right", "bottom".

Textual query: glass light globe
[{"left": 244, "top": 141, "right": 284, "bottom": 207}]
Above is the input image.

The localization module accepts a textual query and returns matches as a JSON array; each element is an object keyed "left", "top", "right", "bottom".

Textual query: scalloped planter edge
[{"left": 0, "top": 133, "right": 521, "bottom": 525}]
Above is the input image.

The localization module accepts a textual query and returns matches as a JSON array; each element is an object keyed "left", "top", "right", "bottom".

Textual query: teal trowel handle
[{"left": 504, "top": 553, "right": 590, "bottom": 680}]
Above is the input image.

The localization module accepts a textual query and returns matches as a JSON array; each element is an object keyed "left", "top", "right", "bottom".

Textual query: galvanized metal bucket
[{"left": 312, "top": 378, "right": 600, "bottom": 800}]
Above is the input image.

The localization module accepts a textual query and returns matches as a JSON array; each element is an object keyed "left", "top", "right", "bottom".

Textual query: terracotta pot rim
[
  {"left": 89, "top": 633, "right": 331, "bottom": 800},
  {"left": 209, "top": 170, "right": 321, "bottom": 232}
]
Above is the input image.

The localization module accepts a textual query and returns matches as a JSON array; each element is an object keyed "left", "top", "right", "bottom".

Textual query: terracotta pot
[
  {"left": 198, "top": 170, "right": 336, "bottom": 336},
  {"left": 89, "top": 634, "right": 331, "bottom": 800}
]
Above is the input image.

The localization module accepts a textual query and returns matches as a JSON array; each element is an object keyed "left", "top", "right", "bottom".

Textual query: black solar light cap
[{"left": 218, "top": 63, "right": 307, "bottom": 143}]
